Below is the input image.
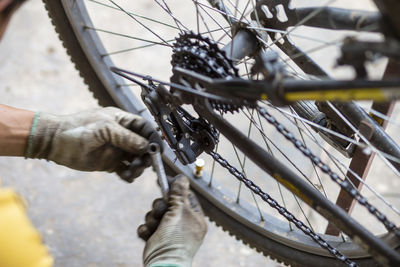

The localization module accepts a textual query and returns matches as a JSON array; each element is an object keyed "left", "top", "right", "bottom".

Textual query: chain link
[
  {"left": 257, "top": 106, "right": 400, "bottom": 238},
  {"left": 208, "top": 151, "right": 357, "bottom": 267}
]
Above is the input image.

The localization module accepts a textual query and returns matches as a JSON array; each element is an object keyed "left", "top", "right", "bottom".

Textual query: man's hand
[
  {"left": 140, "top": 175, "right": 207, "bottom": 267},
  {"left": 25, "top": 107, "right": 162, "bottom": 182}
]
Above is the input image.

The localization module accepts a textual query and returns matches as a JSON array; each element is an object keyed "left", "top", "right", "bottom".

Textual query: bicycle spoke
[
  {"left": 200, "top": 1, "right": 237, "bottom": 23},
  {"left": 248, "top": 25, "right": 341, "bottom": 46},
  {"left": 255, "top": 109, "right": 295, "bottom": 230},
  {"left": 290, "top": 107, "right": 328, "bottom": 198},
  {"left": 264, "top": 0, "right": 338, "bottom": 50},
  {"left": 237, "top": 0, "right": 252, "bottom": 23},
  {"left": 87, "top": 0, "right": 180, "bottom": 30},
  {"left": 327, "top": 102, "right": 400, "bottom": 177},
  {"left": 107, "top": 0, "right": 171, "bottom": 46},
  {"left": 154, "top": 0, "right": 188, "bottom": 33},
  {"left": 241, "top": 108, "right": 323, "bottom": 193},
  {"left": 265, "top": 102, "right": 400, "bottom": 216},
  {"left": 283, "top": 37, "right": 345, "bottom": 63},
  {"left": 105, "top": 27, "right": 230, "bottom": 56},
  {"left": 369, "top": 108, "right": 400, "bottom": 128},
  {"left": 232, "top": 145, "right": 265, "bottom": 221},
  {"left": 192, "top": 1, "right": 218, "bottom": 41},
  {"left": 83, "top": 26, "right": 171, "bottom": 48}
]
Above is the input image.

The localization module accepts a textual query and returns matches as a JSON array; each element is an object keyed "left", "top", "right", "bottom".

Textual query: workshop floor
[{"left": 0, "top": 1, "right": 276, "bottom": 266}]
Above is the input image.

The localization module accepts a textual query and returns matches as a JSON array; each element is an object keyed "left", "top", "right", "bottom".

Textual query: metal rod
[{"left": 148, "top": 143, "right": 169, "bottom": 201}]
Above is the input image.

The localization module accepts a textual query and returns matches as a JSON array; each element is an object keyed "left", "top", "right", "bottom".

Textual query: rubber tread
[{"left": 42, "top": 0, "right": 116, "bottom": 107}]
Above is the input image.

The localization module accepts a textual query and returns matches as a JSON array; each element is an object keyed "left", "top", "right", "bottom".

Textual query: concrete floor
[{"left": 0, "top": 1, "right": 277, "bottom": 266}]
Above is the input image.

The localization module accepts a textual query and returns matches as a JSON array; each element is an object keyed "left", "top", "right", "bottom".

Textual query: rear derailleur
[{"left": 140, "top": 79, "right": 218, "bottom": 165}]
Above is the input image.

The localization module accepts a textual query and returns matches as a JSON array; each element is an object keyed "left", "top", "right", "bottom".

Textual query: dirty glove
[
  {"left": 25, "top": 107, "right": 162, "bottom": 182},
  {"left": 141, "top": 175, "right": 207, "bottom": 267}
]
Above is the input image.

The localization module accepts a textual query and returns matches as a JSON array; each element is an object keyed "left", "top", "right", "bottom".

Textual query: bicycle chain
[
  {"left": 257, "top": 106, "right": 400, "bottom": 239},
  {"left": 207, "top": 150, "right": 357, "bottom": 267},
  {"left": 171, "top": 33, "right": 356, "bottom": 265},
  {"left": 171, "top": 32, "right": 397, "bottom": 266}
]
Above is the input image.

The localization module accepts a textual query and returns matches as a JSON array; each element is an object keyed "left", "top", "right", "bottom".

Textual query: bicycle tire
[{"left": 42, "top": 1, "right": 400, "bottom": 266}]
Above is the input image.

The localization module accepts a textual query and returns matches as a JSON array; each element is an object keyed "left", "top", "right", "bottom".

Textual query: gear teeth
[
  {"left": 210, "top": 101, "right": 241, "bottom": 114},
  {"left": 171, "top": 32, "right": 243, "bottom": 112}
]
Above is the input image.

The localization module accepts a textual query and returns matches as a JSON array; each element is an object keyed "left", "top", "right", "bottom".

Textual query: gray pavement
[{"left": 0, "top": 1, "right": 277, "bottom": 266}]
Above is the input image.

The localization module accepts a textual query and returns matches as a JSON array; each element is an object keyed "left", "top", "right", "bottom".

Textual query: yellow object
[
  {"left": 285, "top": 88, "right": 386, "bottom": 102},
  {"left": 260, "top": 93, "right": 268, "bottom": 100},
  {"left": 194, "top": 158, "right": 205, "bottom": 177},
  {"left": 0, "top": 188, "right": 53, "bottom": 267},
  {"left": 273, "top": 173, "right": 313, "bottom": 206}
]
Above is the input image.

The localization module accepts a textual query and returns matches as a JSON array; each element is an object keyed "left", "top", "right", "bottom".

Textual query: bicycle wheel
[{"left": 42, "top": 0, "right": 400, "bottom": 266}]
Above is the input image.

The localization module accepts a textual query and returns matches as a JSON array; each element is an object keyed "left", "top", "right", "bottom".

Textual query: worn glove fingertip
[
  {"left": 137, "top": 224, "right": 152, "bottom": 241},
  {"left": 169, "top": 174, "right": 190, "bottom": 197},
  {"left": 152, "top": 199, "right": 169, "bottom": 219},
  {"left": 118, "top": 169, "right": 135, "bottom": 183},
  {"left": 188, "top": 191, "right": 203, "bottom": 214}
]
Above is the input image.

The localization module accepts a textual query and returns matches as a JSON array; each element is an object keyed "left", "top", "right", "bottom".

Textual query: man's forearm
[{"left": 0, "top": 104, "right": 34, "bottom": 156}]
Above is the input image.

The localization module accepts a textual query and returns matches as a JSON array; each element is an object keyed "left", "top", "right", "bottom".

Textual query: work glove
[
  {"left": 140, "top": 175, "right": 207, "bottom": 267},
  {"left": 25, "top": 107, "right": 162, "bottom": 182}
]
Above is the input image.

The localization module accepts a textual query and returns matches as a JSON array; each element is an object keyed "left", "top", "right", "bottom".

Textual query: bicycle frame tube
[
  {"left": 195, "top": 99, "right": 400, "bottom": 266},
  {"left": 196, "top": 75, "right": 400, "bottom": 104}
]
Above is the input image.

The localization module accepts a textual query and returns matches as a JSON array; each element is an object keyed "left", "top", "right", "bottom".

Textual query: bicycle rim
[{"left": 43, "top": 0, "right": 400, "bottom": 266}]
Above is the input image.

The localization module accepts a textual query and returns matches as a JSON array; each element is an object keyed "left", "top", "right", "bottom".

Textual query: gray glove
[
  {"left": 142, "top": 175, "right": 207, "bottom": 267},
  {"left": 25, "top": 107, "right": 162, "bottom": 182}
]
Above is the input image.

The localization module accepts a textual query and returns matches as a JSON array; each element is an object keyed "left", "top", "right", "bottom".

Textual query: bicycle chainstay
[{"left": 171, "top": 32, "right": 400, "bottom": 266}]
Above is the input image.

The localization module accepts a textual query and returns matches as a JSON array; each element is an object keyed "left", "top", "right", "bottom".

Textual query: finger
[
  {"left": 165, "top": 175, "right": 191, "bottom": 212},
  {"left": 115, "top": 154, "right": 151, "bottom": 182},
  {"left": 169, "top": 174, "right": 190, "bottom": 199},
  {"left": 118, "top": 169, "right": 135, "bottom": 183},
  {"left": 187, "top": 191, "right": 204, "bottom": 215},
  {"left": 142, "top": 154, "right": 152, "bottom": 168},
  {"left": 144, "top": 210, "right": 154, "bottom": 223},
  {"left": 108, "top": 108, "right": 164, "bottom": 152},
  {"left": 115, "top": 160, "right": 134, "bottom": 183},
  {"left": 104, "top": 122, "right": 149, "bottom": 154},
  {"left": 124, "top": 117, "right": 164, "bottom": 153},
  {"left": 137, "top": 224, "right": 153, "bottom": 241},
  {"left": 144, "top": 211, "right": 161, "bottom": 234},
  {"left": 152, "top": 198, "right": 169, "bottom": 219},
  {"left": 116, "top": 166, "right": 145, "bottom": 183},
  {"left": 128, "top": 157, "right": 147, "bottom": 177}
]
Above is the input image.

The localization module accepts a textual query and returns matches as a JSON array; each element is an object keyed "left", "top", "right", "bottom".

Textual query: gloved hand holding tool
[
  {"left": 24, "top": 107, "right": 163, "bottom": 182},
  {"left": 138, "top": 175, "right": 207, "bottom": 267}
]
